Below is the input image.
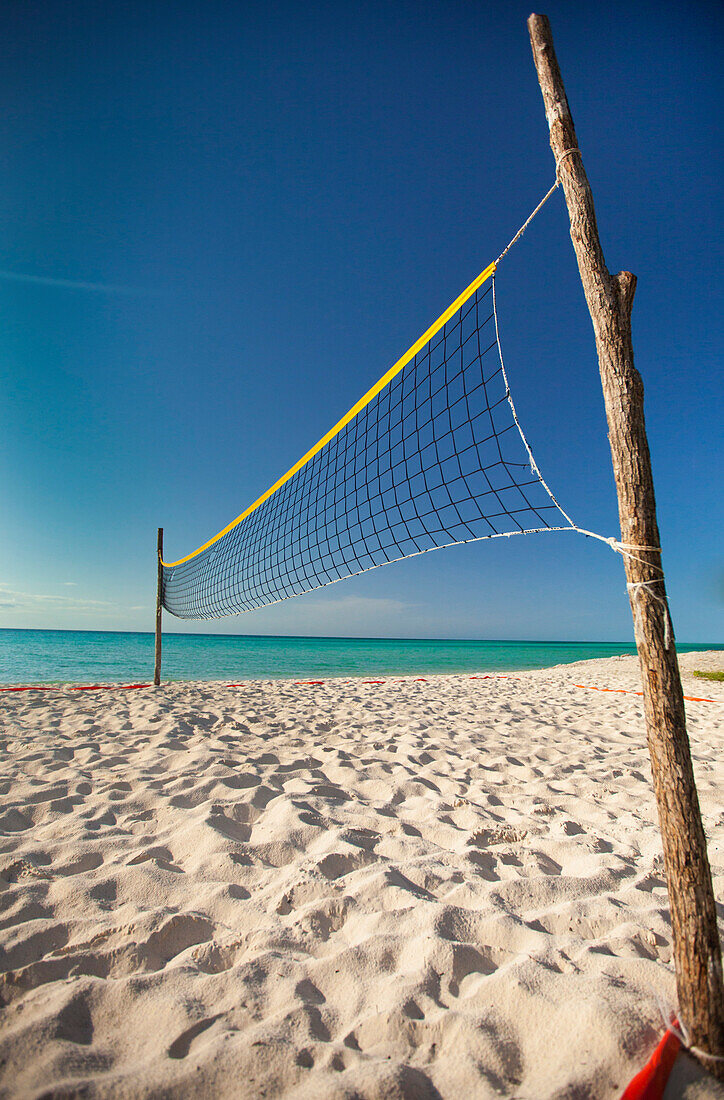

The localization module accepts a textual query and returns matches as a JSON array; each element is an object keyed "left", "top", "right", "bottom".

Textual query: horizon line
[{"left": 1, "top": 626, "right": 722, "bottom": 647}]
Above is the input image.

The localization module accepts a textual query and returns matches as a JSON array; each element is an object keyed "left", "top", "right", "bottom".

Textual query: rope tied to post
[
  {"left": 555, "top": 148, "right": 580, "bottom": 178},
  {"left": 655, "top": 995, "right": 724, "bottom": 1066}
]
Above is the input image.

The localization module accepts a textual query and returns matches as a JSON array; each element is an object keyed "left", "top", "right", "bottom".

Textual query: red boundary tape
[
  {"left": 573, "top": 682, "right": 716, "bottom": 704},
  {"left": 620, "top": 1026, "right": 680, "bottom": 1100},
  {"left": 0, "top": 683, "right": 151, "bottom": 694},
  {"left": 0, "top": 675, "right": 716, "bottom": 703}
]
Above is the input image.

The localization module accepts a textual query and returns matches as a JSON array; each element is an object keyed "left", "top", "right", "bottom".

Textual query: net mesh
[{"left": 162, "top": 276, "right": 573, "bottom": 619}]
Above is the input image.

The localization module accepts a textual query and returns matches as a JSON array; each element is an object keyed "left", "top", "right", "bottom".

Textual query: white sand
[{"left": 1, "top": 651, "right": 722, "bottom": 1099}]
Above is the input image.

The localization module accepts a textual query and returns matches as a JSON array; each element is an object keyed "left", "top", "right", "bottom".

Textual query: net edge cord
[{"left": 162, "top": 260, "right": 497, "bottom": 568}]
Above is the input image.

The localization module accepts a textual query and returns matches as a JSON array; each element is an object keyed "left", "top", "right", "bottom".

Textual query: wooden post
[
  {"left": 154, "top": 527, "right": 163, "bottom": 687},
  {"left": 527, "top": 14, "right": 724, "bottom": 1072}
]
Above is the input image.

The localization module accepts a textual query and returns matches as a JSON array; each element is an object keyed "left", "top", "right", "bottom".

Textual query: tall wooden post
[
  {"left": 154, "top": 527, "right": 163, "bottom": 687},
  {"left": 527, "top": 14, "right": 723, "bottom": 1071}
]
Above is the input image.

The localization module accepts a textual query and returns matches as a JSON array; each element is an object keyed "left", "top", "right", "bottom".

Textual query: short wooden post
[
  {"left": 527, "top": 14, "right": 723, "bottom": 1072},
  {"left": 154, "top": 527, "right": 163, "bottom": 687}
]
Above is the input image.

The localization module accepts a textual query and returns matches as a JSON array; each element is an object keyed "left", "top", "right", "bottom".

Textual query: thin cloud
[
  {"left": 0, "top": 268, "right": 160, "bottom": 296},
  {"left": 0, "top": 584, "right": 116, "bottom": 612}
]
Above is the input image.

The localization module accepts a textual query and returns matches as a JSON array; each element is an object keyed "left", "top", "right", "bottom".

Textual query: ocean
[{"left": 0, "top": 629, "right": 720, "bottom": 686}]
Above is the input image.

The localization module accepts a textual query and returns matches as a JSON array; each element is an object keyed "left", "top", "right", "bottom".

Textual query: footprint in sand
[
  {"left": 206, "top": 812, "right": 252, "bottom": 844},
  {"left": 317, "top": 851, "right": 374, "bottom": 881},
  {"left": 0, "top": 809, "right": 33, "bottom": 833},
  {"left": 56, "top": 852, "right": 104, "bottom": 876},
  {"left": 141, "top": 913, "right": 214, "bottom": 969},
  {"left": 127, "top": 846, "right": 182, "bottom": 872},
  {"left": 168, "top": 1014, "right": 223, "bottom": 1059}
]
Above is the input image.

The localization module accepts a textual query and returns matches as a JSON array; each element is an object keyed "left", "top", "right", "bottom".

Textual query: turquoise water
[{"left": 0, "top": 629, "right": 720, "bottom": 685}]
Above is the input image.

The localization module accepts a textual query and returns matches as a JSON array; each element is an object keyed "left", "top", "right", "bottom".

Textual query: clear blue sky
[{"left": 1, "top": 0, "right": 721, "bottom": 641}]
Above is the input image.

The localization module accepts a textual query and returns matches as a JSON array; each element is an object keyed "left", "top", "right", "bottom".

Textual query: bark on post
[
  {"left": 528, "top": 12, "right": 724, "bottom": 1073},
  {"left": 154, "top": 527, "right": 163, "bottom": 687}
]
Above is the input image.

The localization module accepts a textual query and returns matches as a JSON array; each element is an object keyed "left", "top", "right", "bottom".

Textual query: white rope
[
  {"left": 567, "top": 528, "right": 662, "bottom": 567},
  {"left": 655, "top": 993, "right": 724, "bottom": 1064},
  {"left": 495, "top": 179, "right": 560, "bottom": 266},
  {"left": 689, "top": 1045, "right": 724, "bottom": 1064},
  {"left": 627, "top": 580, "right": 672, "bottom": 649},
  {"left": 656, "top": 991, "right": 688, "bottom": 1045},
  {"left": 615, "top": 543, "right": 664, "bottom": 573},
  {"left": 555, "top": 148, "right": 580, "bottom": 177},
  {"left": 493, "top": 152, "right": 581, "bottom": 270},
  {"left": 568, "top": 527, "right": 664, "bottom": 572}
]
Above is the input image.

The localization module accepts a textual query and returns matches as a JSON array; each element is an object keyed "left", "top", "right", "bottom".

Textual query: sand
[{"left": 1, "top": 651, "right": 722, "bottom": 1099}]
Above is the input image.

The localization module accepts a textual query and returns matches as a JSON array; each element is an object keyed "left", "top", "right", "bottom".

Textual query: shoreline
[{"left": 1, "top": 652, "right": 722, "bottom": 1097}]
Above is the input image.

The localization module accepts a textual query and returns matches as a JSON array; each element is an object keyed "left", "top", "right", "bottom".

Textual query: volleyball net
[{"left": 161, "top": 210, "right": 576, "bottom": 620}]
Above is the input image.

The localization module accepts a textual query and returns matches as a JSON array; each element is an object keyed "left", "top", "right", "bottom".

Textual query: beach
[{"left": 1, "top": 651, "right": 722, "bottom": 1099}]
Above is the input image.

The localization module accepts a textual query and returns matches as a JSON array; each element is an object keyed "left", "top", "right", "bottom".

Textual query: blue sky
[{"left": 1, "top": 0, "right": 721, "bottom": 641}]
